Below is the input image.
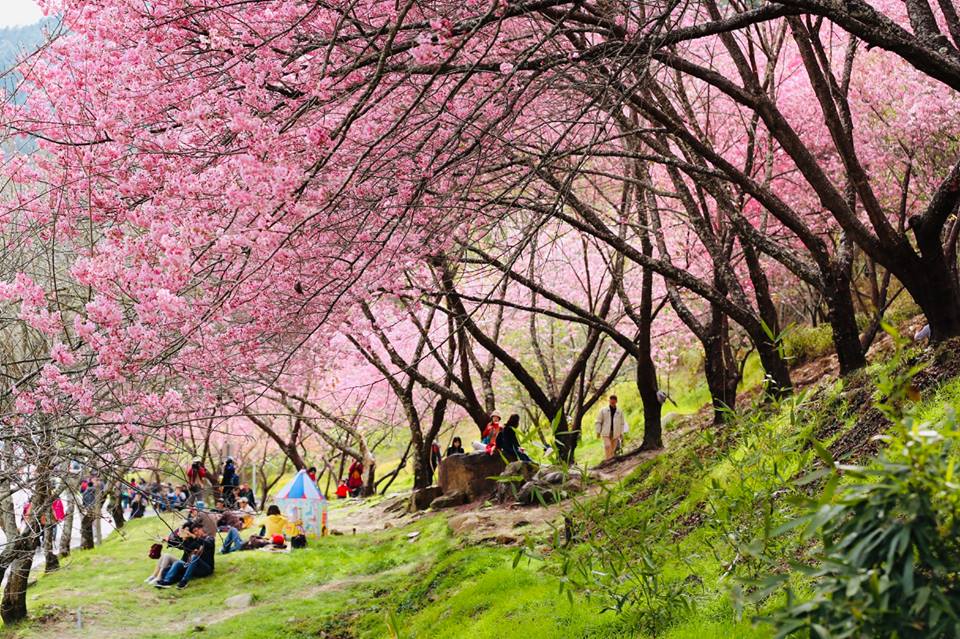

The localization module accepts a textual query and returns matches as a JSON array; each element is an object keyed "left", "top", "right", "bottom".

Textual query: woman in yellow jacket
[{"left": 259, "top": 505, "right": 295, "bottom": 538}]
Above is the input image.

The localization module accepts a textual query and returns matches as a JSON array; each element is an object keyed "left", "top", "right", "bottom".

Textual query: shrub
[
  {"left": 783, "top": 324, "right": 835, "bottom": 366},
  {"left": 758, "top": 337, "right": 960, "bottom": 638}
]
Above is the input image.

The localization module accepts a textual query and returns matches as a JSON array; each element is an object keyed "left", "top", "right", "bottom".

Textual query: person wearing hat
[
  {"left": 473, "top": 413, "right": 502, "bottom": 454},
  {"left": 236, "top": 497, "right": 255, "bottom": 515},
  {"left": 188, "top": 505, "right": 219, "bottom": 537},
  {"left": 237, "top": 482, "right": 257, "bottom": 510}
]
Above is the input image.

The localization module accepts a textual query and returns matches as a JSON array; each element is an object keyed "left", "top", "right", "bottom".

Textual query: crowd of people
[{"left": 139, "top": 399, "right": 655, "bottom": 592}]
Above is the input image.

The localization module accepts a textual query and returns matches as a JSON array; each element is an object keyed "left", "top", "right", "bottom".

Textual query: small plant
[
  {"left": 782, "top": 324, "right": 835, "bottom": 366},
  {"left": 519, "top": 482, "right": 701, "bottom": 637}
]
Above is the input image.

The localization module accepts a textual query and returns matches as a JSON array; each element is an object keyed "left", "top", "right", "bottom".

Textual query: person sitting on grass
[
  {"left": 146, "top": 524, "right": 197, "bottom": 585},
  {"left": 257, "top": 504, "right": 291, "bottom": 539},
  {"left": 236, "top": 497, "right": 255, "bottom": 514},
  {"left": 155, "top": 521, "right": 215, "bottom": 590},
  {"left": 188, "top": 504, "right": 219, "bottom": 536}
]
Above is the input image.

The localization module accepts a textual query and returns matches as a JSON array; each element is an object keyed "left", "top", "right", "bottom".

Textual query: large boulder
[
  {"left": 438, "top": 452, "right": 507, "bottom": 500},
  {"left": 409, "top": 485, "right": 442, "bottom": 511}
]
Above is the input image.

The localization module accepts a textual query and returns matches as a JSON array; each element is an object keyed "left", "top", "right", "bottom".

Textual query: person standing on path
[{"left": 595, "top": 395, "right": 626, "bottom": 461}]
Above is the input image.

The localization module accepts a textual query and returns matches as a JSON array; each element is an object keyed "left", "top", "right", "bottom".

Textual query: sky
[{"left": 0, "top": 0, "right": 43, "bottom": 28}]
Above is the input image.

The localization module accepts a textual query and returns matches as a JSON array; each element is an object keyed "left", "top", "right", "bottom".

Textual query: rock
[
  {"left": 495, "top": 461, "right": 539, "bottom": 502},
  {"left": 516, "top": 480, "right": 543, "bottom": 505},
  {"left": 409, "top": 486, "right": 443, "bottom": 511},
  {"left": 225, "top": 593, "right": 254, "bottom": 609},
  {"left": 517, "top": 480, "right": 566, "bottom": 505},
  {"left": 448, "top": 513, "right": 483, "bottom": 535},
  {"left": 438, "top": 453, "right": 507, "bottom": 500},
  {"left": 503, "top": 460, "right": 539, "bottom": 480},
  {"left": 541, "top": 471, "right": 564, "bottom": 484},
  {"left": 382, "top": 495, "right": 409, "bottom": 513},
  {"left": 430, "top": 490, "right": 469, "bottom": 509},
  {"left": 560, "top": 476, "right": 583, "bottom": 493}
]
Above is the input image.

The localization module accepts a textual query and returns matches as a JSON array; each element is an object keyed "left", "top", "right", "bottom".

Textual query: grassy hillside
[{"left": 8, "top": 333, "right": 959, "bottom": 639}]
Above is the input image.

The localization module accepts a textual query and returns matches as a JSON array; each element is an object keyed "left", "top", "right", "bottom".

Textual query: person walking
[{"left": 595, "top": 395, "right": 626, "bottom": 461}]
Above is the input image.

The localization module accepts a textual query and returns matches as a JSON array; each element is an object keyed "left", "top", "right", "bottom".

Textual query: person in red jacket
[
  {"left": 346, "top": 461, "right": 364, "bottom": 497},
  {"left": 186, "top": 458, "right": 210, "bottom": 505},
  {"left": 335, "top": 481, "right": 348, "bottom": 499}
]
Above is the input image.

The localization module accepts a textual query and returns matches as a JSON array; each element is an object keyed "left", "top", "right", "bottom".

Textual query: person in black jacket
[
  {"left": 497, "top": 414, "right": 531, "bottom": 462},
  {"left": 155, "top": 522, "right": 215, "bottom": 590},
  {"left": 145, "top": 525, "right": 195, "bottom": 585},
  {"left": 445, "top": 437, "right": 465, "bottom": 456},
  {"left": 237, "top": 483, "right": 257, "bottom": 510}
]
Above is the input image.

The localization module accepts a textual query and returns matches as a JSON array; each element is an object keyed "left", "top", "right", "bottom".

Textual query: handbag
[
  {"left": 291, "top": 534, "right": 307, "bottom": 549},
  {"left": 148, "top": 543, "right": 162, "bottom": 560}
]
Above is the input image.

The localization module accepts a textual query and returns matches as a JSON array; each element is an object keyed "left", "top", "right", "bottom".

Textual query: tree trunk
[
  {"left": 413, "top": 444, "right": 433, "bottom": 491},
  {"left": 752, "top": 328, "right": 793, "bottom": 397},
  {"left": 906, "top": 210, "right": 960, "bottom": 341},
  {"left": 703, "top": 334, "right": 739, "bottom": 423},
  {"left": 80, "top": 512, "right": 94, "bottom": 550},
  {"left": 0, "top": 535, "right": 34, "bottom": 625},
  {"left": 636, "top": 353, "right": 662, "bottom": 450},
  {"left": 553, "top": 410, "right": 579, "bottom": 465},
  {"left": 362, "top": 461, "right": 376, "bottom": 497},
  {"left": 823, "top": 266, "right": 868, "bottom": 374},
  {"left": 902, "top": 253, "right": 960, "bottom": 341},
  {"left": 109, "top": 491, "right": 125, "bottom": 530},
  {"left": 0, "top": 477, "right": 18, "bottom": 539},
  {"left": 43, "top": 517, "right": 59, "bottom": 573}
]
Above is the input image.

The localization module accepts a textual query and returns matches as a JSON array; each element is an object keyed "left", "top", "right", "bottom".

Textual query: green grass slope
[{"left": 8, "top": 339, "right": 959, "bottom": 639}]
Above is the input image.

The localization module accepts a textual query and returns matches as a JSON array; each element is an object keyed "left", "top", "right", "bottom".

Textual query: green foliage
[
  {"left": 756, "top": 332, "right": 960, "bottom": 638},
  {"left": 544, "top": 488, "right": 701, "bottom": 636},
  {"left": 782, "top": 325, "right": 834, "bottom": 366}
]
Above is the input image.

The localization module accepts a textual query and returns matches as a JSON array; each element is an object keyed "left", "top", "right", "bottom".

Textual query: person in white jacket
[{"left": 595, "top": 395, "right": 626, "bottom": 460}]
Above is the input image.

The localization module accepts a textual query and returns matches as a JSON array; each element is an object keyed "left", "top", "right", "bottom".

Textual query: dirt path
[{"left": 328, "top": 435, "right": 680, "bottom": 547}]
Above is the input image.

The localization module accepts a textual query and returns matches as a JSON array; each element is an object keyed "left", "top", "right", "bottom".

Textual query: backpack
[{"left": 291, "top": 534, "right": 307, "bottom": 549}]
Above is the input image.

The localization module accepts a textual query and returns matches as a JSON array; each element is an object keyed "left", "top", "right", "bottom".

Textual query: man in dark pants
[{"left": 155, "top": 521, "right": 215, "bottom": 590}]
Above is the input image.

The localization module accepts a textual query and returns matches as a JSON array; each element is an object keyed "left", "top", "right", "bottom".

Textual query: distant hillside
[{"left": 0, "top": 19, "right": 56, "bottom": 80}]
